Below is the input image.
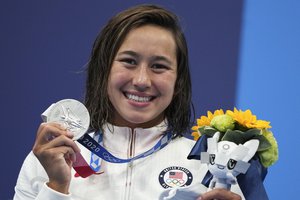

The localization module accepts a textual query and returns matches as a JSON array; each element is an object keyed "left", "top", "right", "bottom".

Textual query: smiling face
[{"left": 107, "top": 25, "right": 177, "bottom": 129}]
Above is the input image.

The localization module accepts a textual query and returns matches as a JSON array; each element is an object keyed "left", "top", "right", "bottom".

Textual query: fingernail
[
  {"left": 66, "top": 131, "right": 74, "bottom": 137},
  {"left": 58, "top": 123, "right": 67, "bottom": 130}
]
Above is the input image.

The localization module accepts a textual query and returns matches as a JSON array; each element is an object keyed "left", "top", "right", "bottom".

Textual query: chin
[{"left": 123, "top": 116, "right": 161, "bottom": 128}]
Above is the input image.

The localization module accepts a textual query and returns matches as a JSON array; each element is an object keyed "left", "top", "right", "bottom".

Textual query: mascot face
[
  {"left": 202, "top": 132, "right": 259, "bottom": 182},
  {"left": 208, "top": 141, "right": 239, "bottom": 179}
]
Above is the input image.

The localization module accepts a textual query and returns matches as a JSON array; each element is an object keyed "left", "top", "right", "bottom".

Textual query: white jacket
[{"left": 14, "top": 123, "right": 243, "bottom": 200}]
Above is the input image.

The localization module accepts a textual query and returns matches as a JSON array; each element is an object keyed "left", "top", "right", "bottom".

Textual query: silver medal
[{"left": 41, "top": 99, "right": 90, "bottom": 140}]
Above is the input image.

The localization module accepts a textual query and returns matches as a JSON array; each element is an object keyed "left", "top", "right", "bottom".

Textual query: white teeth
[{"left": 126, "top": 93, "right": 151, "bottom": 102}]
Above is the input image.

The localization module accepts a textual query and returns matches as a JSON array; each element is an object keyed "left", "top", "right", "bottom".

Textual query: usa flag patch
[{"left": 159, "top": 166, "right": 193, "bottom": 188}]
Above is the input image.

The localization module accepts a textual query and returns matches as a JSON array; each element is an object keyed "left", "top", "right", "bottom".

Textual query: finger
[
  {"left": 33, "top": 128, "right": 79, "bottom": 158},
  {"left": 39, "top": 122, "right": 68, "bottom": 132},
  {"left": 35, "top": 122, "right": 74, "bottom": 144},
  {"left": 43, "top": 135, "right": 81, "bottom": 154},
  {"left": 46, "top": 121, "right": 68, "bottom": 130},
  {"left": 49, "top": 122, "right": 75, "bottom": 138},
  {"left": 39, "top": 145, "right": 77, "bottom": 167},
  {"left": 53, "top": 145, "right": 78, "bottom": 163},
  {"left": 200, "top": 189, "right": 241, "bottom": 200}
]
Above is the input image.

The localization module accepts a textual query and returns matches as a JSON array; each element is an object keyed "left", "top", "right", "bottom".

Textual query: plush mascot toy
[{"left": 201, "top": 132, "right": 259, "bottom": 190}]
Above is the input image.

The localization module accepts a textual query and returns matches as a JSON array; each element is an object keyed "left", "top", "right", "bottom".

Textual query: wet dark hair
[{"left": 85, "top": 4, "right": 194, "bottom": 137}]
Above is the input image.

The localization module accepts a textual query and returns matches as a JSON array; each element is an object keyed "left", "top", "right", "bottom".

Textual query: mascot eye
[
  {"left": 209, "top": 154, "right": 216, "bottom": 165},
  {"left": 227, "top": 159, "right": 237, "bottom": 170}
]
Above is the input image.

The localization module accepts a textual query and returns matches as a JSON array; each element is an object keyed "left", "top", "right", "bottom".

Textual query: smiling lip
[
  {"left": 217, "top": 165, "right": 225, "bottom": 170},
  {"left": 124, "top": 92, "right": 155, "bottom": 103},
  {"left": 124, "top": 92, "right": 155, "bottom": 107}
]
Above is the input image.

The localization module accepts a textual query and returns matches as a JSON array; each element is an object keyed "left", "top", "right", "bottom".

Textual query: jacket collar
[{"left": 101, "top": 120, "right": 168, "bottom": 158}]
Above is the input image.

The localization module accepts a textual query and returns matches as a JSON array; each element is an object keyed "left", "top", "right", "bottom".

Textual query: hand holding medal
[{"left": 32, "top": 99, "right": 88, "bottom": 194}]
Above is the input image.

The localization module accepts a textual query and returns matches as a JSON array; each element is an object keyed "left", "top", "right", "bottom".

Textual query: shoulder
[{"left": 171, "top": 136, "right": 196, "bottom": 149}]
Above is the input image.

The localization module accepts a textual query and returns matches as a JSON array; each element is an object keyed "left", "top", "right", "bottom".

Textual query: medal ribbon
[{"left": 73, "top": 130, "right": 172, "bottom": 177}]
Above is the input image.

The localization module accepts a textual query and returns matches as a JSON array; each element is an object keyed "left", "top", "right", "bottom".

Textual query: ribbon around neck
[{"left": 73, "top": 130, "right": 173, "bottom": 178}]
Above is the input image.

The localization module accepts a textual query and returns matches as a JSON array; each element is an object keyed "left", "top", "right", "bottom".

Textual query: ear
[
  {"left": 242, "top": 139, "right": 259, "bottom": 162},
  {"left": 213, "top": 131, "right": 220, "bottom": 140},
  {"left": 207, "top": 132, "right": 220, "bottom": 153}
]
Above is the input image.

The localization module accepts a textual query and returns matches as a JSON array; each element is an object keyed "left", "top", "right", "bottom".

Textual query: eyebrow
[
  {"left": 117, "top": 50, "right": 139, "bottom": 57},
  {"left": 117, "top": 50, "right": 174, "bottom": 65}
]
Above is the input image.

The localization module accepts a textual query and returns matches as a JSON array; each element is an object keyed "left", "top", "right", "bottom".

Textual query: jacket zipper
[{"left": 124, "top": 130, "right": 136, "bottom": 200}]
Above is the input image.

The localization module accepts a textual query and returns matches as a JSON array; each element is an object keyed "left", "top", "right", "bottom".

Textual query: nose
[{"left": 132, "top": 65, "right": 151, "bottom": 90}]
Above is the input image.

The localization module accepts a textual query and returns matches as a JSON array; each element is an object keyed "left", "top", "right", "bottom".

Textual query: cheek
[
  {"left": 108, "top": 70, "right": 129, "bottom": 92},
  {"left": 160, "top": 76, "right": 176, "bottom": 97}
]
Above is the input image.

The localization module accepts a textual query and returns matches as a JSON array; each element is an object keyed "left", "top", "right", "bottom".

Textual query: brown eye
[
  {"left": 152, "top": 63, "right": 167, "bottom": 69},
  {"left": 120, "top": 58, "right": 136, "bottom": 66},
  {"left": 151, "top": 64, "right": 170, "bottom": 73}
]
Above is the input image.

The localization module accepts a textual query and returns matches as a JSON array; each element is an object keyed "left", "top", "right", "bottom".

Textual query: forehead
[
  {"left": 217, "top": 141, "right": 237, "bottom": 155},
  {"left": 117, "top": 25, "right": 177, "bottom": 59}
]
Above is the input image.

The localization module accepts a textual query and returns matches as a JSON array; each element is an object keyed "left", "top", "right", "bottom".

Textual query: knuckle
[
  {"left": 32, "top": 147, "right": 38, "bottom": 155},
  {"left": 42, "top": 122, "right": 54, "bottom": 130},
  {"left": 236, "top": 195, "right": 242, "bottom": 200},
  {"left": 39, "top": 149, "right": 55, "bottom": 160},
  {"left": 37, "top": 123, "right": 50, "bottom": 134},
  {"left": 214, "top": 189, "right": 224, "bottom": 196},
  {"left": 32, "top": 146, "right": 43, "bottom": 157},
  {"left": 39, "top": 122, "right": 48, "bottom": 129}
]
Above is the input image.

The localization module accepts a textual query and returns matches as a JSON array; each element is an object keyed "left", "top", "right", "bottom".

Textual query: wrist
[{"left": 47, "top": 181, "right": 70, "bottom": 194}]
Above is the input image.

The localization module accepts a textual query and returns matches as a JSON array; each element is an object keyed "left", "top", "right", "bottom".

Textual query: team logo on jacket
[{"left": 158, "top": 166, "right": 193, "bottom": 188}]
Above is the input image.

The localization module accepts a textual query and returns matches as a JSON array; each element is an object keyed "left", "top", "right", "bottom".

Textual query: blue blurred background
[{"left": 0, "top": 0, "right": 298, "bottom": 199}]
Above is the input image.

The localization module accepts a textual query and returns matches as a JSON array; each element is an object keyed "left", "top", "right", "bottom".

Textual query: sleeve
[{"left": 13, "top": 151, "right": 73, "bottom": 200}]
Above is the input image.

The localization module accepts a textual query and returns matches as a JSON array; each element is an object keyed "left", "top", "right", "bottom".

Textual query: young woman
[{"left": 14, "top": 4, "right": 242, "bottom": 200}]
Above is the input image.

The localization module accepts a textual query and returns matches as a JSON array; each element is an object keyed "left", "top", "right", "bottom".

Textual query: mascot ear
[
  {"left": 213, "top": 131, "right": 220, "bottom": 140},
  {"left": 207, "top": 132, "right": 220, "bottom": 153},
  {"left": 242, "top": 139, "right": 259, "bottom": 162}
]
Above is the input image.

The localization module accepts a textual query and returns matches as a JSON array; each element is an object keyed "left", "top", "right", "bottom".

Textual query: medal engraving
[{"left": 42, "top": 99, "right": 90, "bottom": 140}]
